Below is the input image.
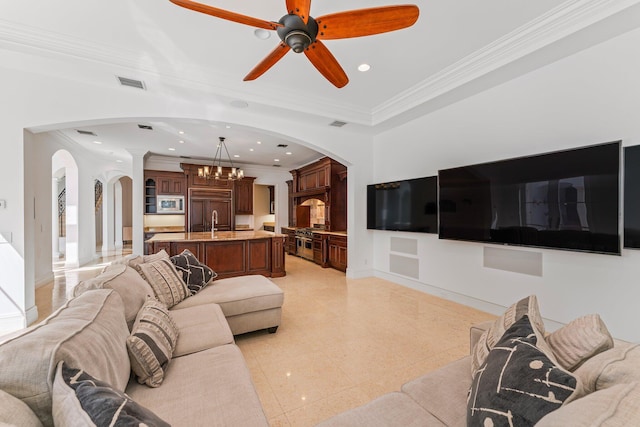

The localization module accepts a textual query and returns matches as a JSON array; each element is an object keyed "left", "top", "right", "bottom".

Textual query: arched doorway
[{"left": 51, "top": 150, "right": 79, "bottom": 268}]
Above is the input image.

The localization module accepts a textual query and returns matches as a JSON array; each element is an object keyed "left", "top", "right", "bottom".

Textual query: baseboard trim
[
  {"left": 372, "top": 269, "right": 564, "bottom": 331},
  {"left": 26, "top": 304, "right": 38, "bottom": 326},
  {"left": 0, "top": 311, "right": 26, "bottom": 336},
  {"left": 346, "top": 267, "right": 374, "bottom": 279}
]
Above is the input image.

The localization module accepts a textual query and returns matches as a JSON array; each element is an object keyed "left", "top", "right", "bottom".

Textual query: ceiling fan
[{"left": 169, "top": 0, "right": 420, "bottom": 88}]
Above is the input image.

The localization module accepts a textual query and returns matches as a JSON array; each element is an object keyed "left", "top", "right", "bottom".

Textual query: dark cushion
[
  {"left": 170, "top": 249, "right": 217, "bottom": 295},
  {"left": 467, "top": 315, "right": 579, "bottom": 427},
  {"left": 52, "top": 361, "right": 170, "bottom": 427}
]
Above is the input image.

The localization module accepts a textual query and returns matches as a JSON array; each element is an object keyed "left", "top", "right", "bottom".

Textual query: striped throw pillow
[
  {"left": 135, "top": 258, "right": 190, "bottom": 308},
  {"left": 126, "top": 298, "right": 179, "bottom": 387}
]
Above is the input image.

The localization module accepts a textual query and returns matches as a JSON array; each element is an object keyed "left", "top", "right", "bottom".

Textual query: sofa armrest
[{"left": 470, "top": 321, "right": 492, "bottom": 353}]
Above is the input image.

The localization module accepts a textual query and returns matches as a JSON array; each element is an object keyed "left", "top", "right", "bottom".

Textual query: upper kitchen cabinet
[
  {"left": 290, "top": 157, "right": 347, "bottom": 231},
  {"left": 234, "top": 177, "right": 256, "bottom": 215},
  {"left": 144, "top": 170, "right": 186, "bottom": 214}
]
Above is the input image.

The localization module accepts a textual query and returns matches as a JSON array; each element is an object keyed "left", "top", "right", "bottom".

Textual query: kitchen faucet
[{"left": 211, "top": 210, "right": 218, "bottom": 236}]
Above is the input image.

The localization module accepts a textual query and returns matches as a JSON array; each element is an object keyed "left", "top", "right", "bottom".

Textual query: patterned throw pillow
[
  {"left": 135, "top": 258, "right": 190, "bottom": 308},
  {"left": 52, "top": 361, "right": 170, "bottom": 426},
  {"left": 126, "top": 298, "right": 179, "bottom": 387},
  {"left": 468, "top": 315, "right": 579, "bottom": 427},
  {"left": 546, "top": 314, "right": 614, "bottom": 371},
  {"left": 170, "top": 249, "right": 217, "bottom": 295},
  {"left": 471, "top": 295, "right": 545, "bottom": 376}
]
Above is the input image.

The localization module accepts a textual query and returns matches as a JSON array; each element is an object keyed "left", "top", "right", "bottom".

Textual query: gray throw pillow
[{"left": 170, "top": 249, "right": 217, "bottom": 295}]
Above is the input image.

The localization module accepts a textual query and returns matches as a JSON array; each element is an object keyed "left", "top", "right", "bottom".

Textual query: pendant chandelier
[{"left": 198, "top": 136, "right": 244, "bottom": 180}]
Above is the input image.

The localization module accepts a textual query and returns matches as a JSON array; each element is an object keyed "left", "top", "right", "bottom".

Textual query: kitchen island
[{"left": 146, "top": 230, "right": 286, "bottom": 279}]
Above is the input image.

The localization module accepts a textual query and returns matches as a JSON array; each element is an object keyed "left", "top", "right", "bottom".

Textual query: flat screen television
[
  {"left": 367, "top": 176, "right": 438, "bottom": 233},
  {"left": 438, "top": 141, "right": 621, "bottom": 255},
  {"left": 624, "top": 145, "right": 640, "bottom": 248}
]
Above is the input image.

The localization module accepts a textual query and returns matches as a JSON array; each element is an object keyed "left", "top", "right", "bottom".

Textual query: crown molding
[{"left": 372, "top": 0, "right": 640, "bottom": 125}]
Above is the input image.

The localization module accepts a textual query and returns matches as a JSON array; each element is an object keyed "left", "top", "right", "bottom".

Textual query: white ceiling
[{"left": 3, "top": 0, "right": 638, "bottom": 169}]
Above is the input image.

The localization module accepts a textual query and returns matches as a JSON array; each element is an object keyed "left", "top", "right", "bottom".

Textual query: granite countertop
[
  {"left": 146, "top": 230, "right": 283, "bottom": 243},
  {"left": 144, "top": 226, "right": 185, "bottom": 233}
]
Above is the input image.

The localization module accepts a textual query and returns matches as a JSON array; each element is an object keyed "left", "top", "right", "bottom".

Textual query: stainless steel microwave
[{"left": 157, "top": 195, "right": 185, "bottom": 214}]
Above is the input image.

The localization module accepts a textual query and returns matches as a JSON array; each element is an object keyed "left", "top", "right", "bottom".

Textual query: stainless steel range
[{"left": 295, "top": 228, "right": 314, "bottom": 260}]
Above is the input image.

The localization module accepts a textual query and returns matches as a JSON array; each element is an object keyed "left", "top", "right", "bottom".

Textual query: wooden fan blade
[
  {"left": 169, "top": 0, "right": 281, "bottom": 30},
  {"left": 316, "top": 5, "right": 419, "bottom": 39},
  {"left": 304, "top": 41, "right": 348, "bottom": 88},
  {"left": 244, "top": 42, "right": 291, "bottom": 81},
  {"left": 286, "top": 0, "right": 311, "bottom": 24}
]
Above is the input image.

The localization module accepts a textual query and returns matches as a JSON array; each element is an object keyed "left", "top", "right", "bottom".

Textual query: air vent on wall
[
  {"left": 117, "top": 76, "right": 146, "bottom": 90},
  {"left": 76, "top": 129, "right": 97, "bottom": 136},
  {"left": 329, "top": 120, "right": 347, "bottom": 127},
  {"left": 138, "top": 124, "right": 153, "bottom": 130}
]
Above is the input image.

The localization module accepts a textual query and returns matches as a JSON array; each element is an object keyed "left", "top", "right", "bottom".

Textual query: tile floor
[{"left": 35, "top": 250, "right": 495, "bottom": 426}]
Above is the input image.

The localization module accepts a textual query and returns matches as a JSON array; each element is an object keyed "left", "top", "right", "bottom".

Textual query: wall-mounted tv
[
  {"left": 438, "top": 141, "right": 621, "bottom": 255},
  {"left": 624, "top": 145, "right": 640, "bottom": 249},
  {"left": 367, "top": 176, "right": 438, "bottom": 233}
]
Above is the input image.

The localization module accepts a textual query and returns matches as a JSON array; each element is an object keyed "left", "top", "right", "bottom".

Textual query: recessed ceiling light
[
  {"left": 168, "top": 148, "right": 176, "bottom": 151},
  {"left": 249, "top": 148, "right": 254, "bottom": 152},
  {"left": 178, "top": 131, "right": 184, "bottom": 135},
  {"left": 233, "top": 154, "right": 240, "bottom": 158},
  {"left": 257, "top": 141, "right": 262, "bottom": 144},
  {"left": 226, "top": 125, "right": 231, "bottom": 129},
  {"left": 179, "top": 140, "right": 185, "bottom": 144},
  {"left": 286, "top": 152, "right": 292, "bottom": 155},
  {"left": 116, "top": 159, "right": 123, "bottom": 163},
  {"left": 93, "top": 140, "right": 102, "bottom": 145},
  {"left": 358, "top": 63, "right": 371, "bottom": 72},
  {"left": 254, "top": 29, "right": 271, "bottom": 40},
  {"left": 274, "top": 158, "right": 280, "bottom": 162}
]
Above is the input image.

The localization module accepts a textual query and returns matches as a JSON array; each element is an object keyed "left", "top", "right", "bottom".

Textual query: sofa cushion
[
  {"left": 0, "top": 389, "right": 42, "bottom": 427},
  {"left": 171, "top": 275, "right": 284, "bottom": 316},
  {"left": 574, "top": 342, "right": 640, "bottom": 394},
  {"left": 170, "top": 249, "right": 217, "bottom": 295},
  {"left": 401, "top": 356, "right": 472, "bottom": 427},
  {"left": 546, "top": 314, "right": 614, "bottom": 371},
  {"left": 536, "top": 381, "right": 640, "bottom": 426},
  {"left": 0, "top": 289, "right": 130, "bottom": 426},
  {"left": 316, "top": 392, "right": 446, "bottom": 427},
  {"left": 171, "top": 303, "right": 234, "bottom": 357},
  {"left": 52, "top": 361, "right": 170, "bottom": 427},
  {"left": 73, "top": 264, "right": 155, "bottom": 330},
  {"left": 127, "top": 298, "right": 179, "bottom": 388},
  {"left": 126, "top": 344, "right": 269, "bottom": 427},
  {"left": 471, "top": 295, "right": 545, "bottom": 376},
  {"left": 467, "top": 315, "right": 579, "bottom": 427},
  {"left": 135, "top": 258, "right": 190, "bottom": 308}
]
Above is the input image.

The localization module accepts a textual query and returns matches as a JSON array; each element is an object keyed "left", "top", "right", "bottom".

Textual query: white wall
[
  {"left": 371, "top": 26, "right": 640, "bottom": 341},
  {"left": 0, "top": 47, "right": 373, "bottom": 332}
]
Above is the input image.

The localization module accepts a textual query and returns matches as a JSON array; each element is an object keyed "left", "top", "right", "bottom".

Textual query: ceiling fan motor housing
[{"left": 277, "top": 14, "right": 318, "bottom": 53}]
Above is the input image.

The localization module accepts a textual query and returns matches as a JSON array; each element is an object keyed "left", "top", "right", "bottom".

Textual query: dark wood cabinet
[
  {"left": 313, "top": 232, "right": 328, "bottom": 267},
  {"left": 290, "top": 157, "right": 347, "bottom": 231},
  {"left": 271, "top": 236, "right": 286, "bottom": 277},
  {"left": 328, "top": 235, "right": 347, "bottom": 272},
  {"left": 234, "top": 178, "right": 255, "bottom": 215},
  {"left": 144, "top": 170, "right": 186, "bottom": 214},
  {"left": 282, "top": 227, "right": 296, "bottom": 255},
  {"left": 189, "top": 189, "right": 232, "bottom": 232}
]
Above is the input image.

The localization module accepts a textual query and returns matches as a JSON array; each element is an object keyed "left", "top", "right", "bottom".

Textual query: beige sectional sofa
[
  {"left": 320, "top": 296, "right": 640, "bottom": 426},
  {"left": 0, "top": 253, "right": 285, "bottom": 426}
]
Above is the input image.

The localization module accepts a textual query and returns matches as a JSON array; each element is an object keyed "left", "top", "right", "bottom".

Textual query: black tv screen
[
  {"left": 438, "top": 141, "right": 621, "bottom": 254},
  {"left": 624, "top": 145, "right": 640, "bottom": 248},
  {"left": 367, "top": 176, "right": 438, "bottom": 233}
]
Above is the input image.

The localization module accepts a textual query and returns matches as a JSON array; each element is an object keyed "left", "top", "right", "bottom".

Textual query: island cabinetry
[
  {"left": 328, "top": 235, "right": 347, "bottom": 272},
  {"left": 282, "top": 227, "right": 296, "bottom": 255},
  {"left": 271, "top": 236, "right": 286, "bottom": 277},
  {"left": 189, "top": 189, "right": 232, "bottom": 232},
  {"left": 234, "top": 177, "right": 255, "bottom": 215},
  {"left": 146, "top": 231, "right": 286, "bottom": 279}
]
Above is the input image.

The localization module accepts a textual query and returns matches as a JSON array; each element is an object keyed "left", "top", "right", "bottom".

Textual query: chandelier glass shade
[{"left": 197, "top": 137, "right": 244, "bottom": 180}]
